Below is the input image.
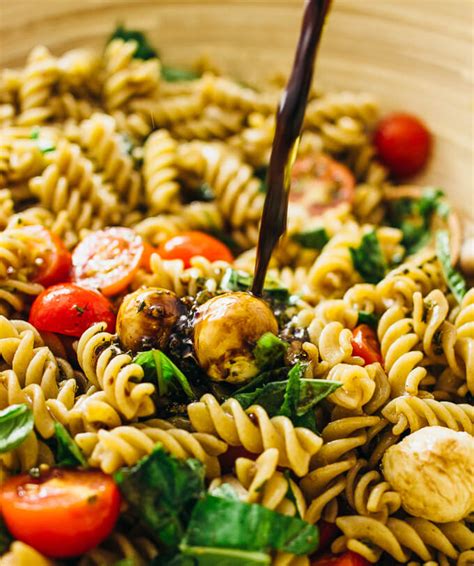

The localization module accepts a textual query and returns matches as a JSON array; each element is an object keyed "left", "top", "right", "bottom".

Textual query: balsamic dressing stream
[{"left": 252, "top": 0, "right": 332, "bottom": 296}]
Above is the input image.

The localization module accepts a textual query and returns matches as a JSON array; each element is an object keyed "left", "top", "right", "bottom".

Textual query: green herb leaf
[
  {"left": 162, "top": 66, "right": 201, "bottom": 82},
  {"left": 349, "top": 230, "right": 387, "bottom": 284},
  {"left": 233, "top": 366, "right": 290, "bottom": 396},
  {"left": 54, "top": 422, "right": 88, "bottom": 468},
  {"left": 182, "top": 494, "right": 319, "bottom": 555},
  {"left": 220, "top": 268, "right": 289, "bottom": 303},
  {"left": 0, "top": 404, "right": 34, "bottom": 454},
  {"left": 114, "top": 446, "right": 205, "bottom": 549},
  {"left": 389, "top": 187, "right": 448, "bottom": 255},
  {"left": 180, "top": 546, "right": 271, "bottom": 565},
  {"left": 254, "top": 166, "right": 268, "bottom": 194},
  {"left": 292, "top": 228, "right": 329, "bottom": 250},
  {"left": 109, "top": 25, "right": 158, "bottom": 60},
  {"left": 208, "top": 483, "right": 241, "bottom": 501},
  {"left": 253, "top": 333, "right": 287, "bottom": 370},
  {"left": 435, "top": 230, "right": 467, "bottom": 303},
  {"left": 30, "top": 127, "right": 56, "bottom": 154},
  {"left": 357, "top": 311, "right": 379, "bottom": 329},
  {"left": 134, "top": 350, "right": 195, "bottom": 399},
  {"left": 234, "top": 363, "right": 340, "bottom": 431},
  {"left": 0, "top": 517, "right": 12, "bottom": 555}
]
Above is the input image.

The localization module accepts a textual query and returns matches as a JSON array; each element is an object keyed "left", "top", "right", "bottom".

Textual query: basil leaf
[
  {"left": 109, "top": 25, "right": 158, "bottom": 60},
  {"left": 436, "top": 230, "right": 467, "bottom": 303},
  {"left": 0, "top": 404, "right": 34, "bottom": 453},
  {"left": 233, "top": 366, "right": 290, "bottom": 396},
  {"left": 292, "top": 228, "right": 329, "bottom": 250},
  {"left": 134, "top": 350, "right": 195, "bottom": 399},
  {"left": 180, "top": 547, "right": 270, "bottom": 565},
  {"left": 234, "top": 363, "right": 340, "bottom": 431},
  {"left": 54, "top": 422, "right": 88, "bottom": 468},
  {"left": 30, "top": 127, "right": 55, "bottom": 154},
  {"left": 162, "top": 66, "right": 201, "bottom": 82},
  {"left": 114, "top": 446, "right": 205, "bottom": 549},
  {"left": 220, "top": 268, "right": 289, "bottom": 302},
  {"left": 182, "top": 494, "right": 318, "bottom": 555},
  {"left": 253, "top": 333, "right": 287, "bottom": 370},
  {"left": 0, "top": 516, "right": 12, "bottom": 554},
  {"left": 349, "top": 230, "right": 387, "bottom": 284},
  {"left": 357, "top": 311, "right": 379, "bottom": 329}
]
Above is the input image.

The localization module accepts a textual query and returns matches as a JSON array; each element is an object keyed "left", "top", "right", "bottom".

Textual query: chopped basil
[
  {"left": 253, "top": 332, "right": 287, "bottom": 370},
  {"left": 0, "top": 404, "right": 34, "bottom": 454},
  {"left": 30, "top": 127, "right": 56, "bottom": 154},
  {"left": 292, "top": 227, "right": 329, "bottom": 250},
  {"left": 134, "top": 350, "right": 195, "bottom": 399},
  {"left": 357, "top": 311, "right": 379, "bottom": 329},
  {"left": 162, "top": 66, "right": 201, "bottom": 82},
  {"left": 109, "top": 25, "right": 158, "bottom": 60},
  {"left": 54, "top": 422, "right": 88, "bottom": 468},
  {"left": 349, "top": 230, "right": 387, "bottom": 284},
  {"left": 220, "top": 268, "right": 289, "bottom": 303},
  {"left": 435, "top": 230, "right": 467, "bottom": 303},
  {"left": 182, "top": 494, "right": 319, "bottom": 555},
  {"left": 114, "top": 447, "right": 205, "bottom": 549}
]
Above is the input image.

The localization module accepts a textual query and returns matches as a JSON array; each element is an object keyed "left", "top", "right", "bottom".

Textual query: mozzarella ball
[
  {"left": 193, "top": 292, "right": 278, "bottom": 383},
  {"left": 382, "top": 426, "right": 474, "bottom": 522},
  {"left": 117, "top": 287, "right": 183, "bottom": 352}
]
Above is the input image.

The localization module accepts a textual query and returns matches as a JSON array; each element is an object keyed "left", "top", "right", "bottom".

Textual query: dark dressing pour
[{"left": 252, "top": 0, "right": 332, "bottom": 295}]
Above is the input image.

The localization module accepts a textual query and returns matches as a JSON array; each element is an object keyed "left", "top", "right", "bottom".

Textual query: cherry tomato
[
  {"left": 318, "top": 521, "right": 339, "bottom": 552},
  {"left": 29, "top": 283, "right": 115, "bottom": 337},
  {"left": 374, "top": 113, "right": 432, "bottom": 178},
  {"left": 158, "top": 231, "right": 234, "bottom": 268},
  {"left": 290, "top": 153, "right": 355, "bottom": 214},
  {"left": 0, "top": 469, "right": 121, "bottom": 558},
  {"left": 311, "top": 551, "right": 370, "bottom": 566},
  {"left": 351, "top": 324, "right": 383, "bottom": 365},
  {"left": 141, "top": 241, "right": 157, "bottom": 271},
  {"left": 23, "top": 226, "right": 71, "bottom": 287},
  {"left": 72, "top": 227, "right": 145, "bottom": 296}
]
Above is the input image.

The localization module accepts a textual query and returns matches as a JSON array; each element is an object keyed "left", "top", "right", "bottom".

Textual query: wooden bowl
[{"left": 1, "top": 0, "right": 472, "bottom": 229}]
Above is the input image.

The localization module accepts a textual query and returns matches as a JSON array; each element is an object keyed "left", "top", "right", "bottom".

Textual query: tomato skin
[
  {"left": 0, "top": 469, "right": 121, "bottom": 558},
  {"left": 23, "top": 226, "right": 72, "bottom": 287},
  {"left": 158, "top": 231, "right": 234, "bottom": 268},
  {"left": 29, "top": 283, "right": 115, "bottom": 337},
  {"left": 72, "top": 227, "right": 145, "bottom": 296},
  {"left": 290, "top": 153, "right": 355, "bottom": 214},
  {"left": 351, "top": 324, "right": 383, "bottom": 365},
  {"left": 311, "top": 551, "right": 370, "bottom": 566},
  {"left": 374, "top": 113, "right": 432, "bottom": 178}
]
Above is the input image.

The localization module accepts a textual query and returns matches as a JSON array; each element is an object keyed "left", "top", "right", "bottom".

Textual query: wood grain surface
[{"left": 0, "top": 0, "right": 472, "bottom": 228}]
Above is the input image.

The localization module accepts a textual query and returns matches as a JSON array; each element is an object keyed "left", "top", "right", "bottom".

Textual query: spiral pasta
[
  {"left": 0, "top": 542, "right": 54, "bottom": 566},
  {"left": 76, "top": 418, "right": 227, "bottom": 478},
  {"left": 188, "top": 394, "right": 323, "bottom": 477},
  {"left": 76, "top": 323, "right": 155, "bottom": 420}
]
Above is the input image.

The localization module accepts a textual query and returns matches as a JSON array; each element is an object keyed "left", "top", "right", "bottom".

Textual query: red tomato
[
  {"left": 290, "top": 153, "right": 355, "bottom": 214},
  {"left": 72, "top": 227, "right": 145, "bottom": 296},
  {"left": 158, "top": 231, "right": 234, "bottom": 268},
  {"left": 351, "top": 324, "right": 383, "bottom": 365},
  {"left": 23, "top": 226, "right": 71, "bottom": 287},
  {"left": 374, "top": 113, "right": 432, "bottom": 178},
  {"left": 318, "top": 521, "right": 339, "bottom": 552},
  {"left": 141, "top": 241, "right": 157, "bottom": 271},
  {"left": 29, "top": 283, "right": 115, "bottom": 337},
  {"left": 0, "top": 469, "right": 121, "bottom": 558},
  {"left": 311, "top": 551, "right": 370, "bottom": 566}
]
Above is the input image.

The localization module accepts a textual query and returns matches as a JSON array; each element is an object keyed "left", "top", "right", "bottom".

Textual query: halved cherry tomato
[
  {"left": 351, "top": 324, "right": 383, "bottom": 365},
  {"left": 72, "top": 227, "right": 145, "bottom": 296},
  {"left": 290, "top": 153, "right": 355, "bottom": 214},
  {"left": 0, "top": 469, "right": 121, "bottom": 558},
  {"left": 23, "top": 226, "right": 72, "bottom": 287},
  {"left": 374, "top": 113, "right": 432, "bottom": 178},
  {"left": 29, "top": 283, "right": 115, "bottom": 337},
  {"left": 141, "top": 241, "right": 157, "bottom": 271},
  {"left": 158, "top": 231, "right": 234, "bottom": 268},
  {"left": 311, "top": 551, "right": 370, "bottom": 566}
]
